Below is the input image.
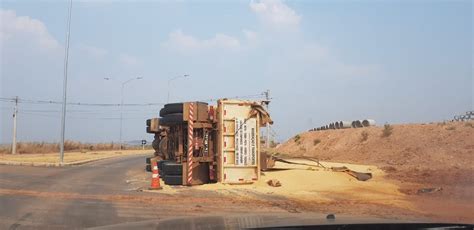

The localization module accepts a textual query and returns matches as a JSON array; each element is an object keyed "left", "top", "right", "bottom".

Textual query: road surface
[
  {"left": 0, "top": 154, "right": 282, "bottom": 229},
  {"left": 3, "top": 154, "right": 466, "bottom": 229}
]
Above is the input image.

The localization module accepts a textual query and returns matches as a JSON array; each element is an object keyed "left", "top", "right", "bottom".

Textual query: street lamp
[
  {"left": 59, "top": 0, "right": 73, "bottom": 165},
  {"left": 120, "top": 77, "right": 143, "bottom": 149},
  {"left": 167, "top": 74, "right": 189, "bottom": 103},
  {"left": 105, "top": 76, "right": 143, "bottom": 150}
]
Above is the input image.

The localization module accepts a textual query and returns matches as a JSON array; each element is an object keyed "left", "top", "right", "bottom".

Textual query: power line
[
  {"left": 19, "top": 112, "right": 150, "bottom": 120},
  {"left": 0, "top": 97, "right": 165, "bottom": 107},
  {"left": 17, "top": 109, "right": 157, "bottom": 114},
  {"left": 0, "top": 93, "right": 266, "bottom": 107}
]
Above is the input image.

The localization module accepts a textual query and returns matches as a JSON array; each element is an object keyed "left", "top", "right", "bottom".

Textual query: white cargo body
[{"left": 216, "top": 99, "right": 261, "bottom": 184}]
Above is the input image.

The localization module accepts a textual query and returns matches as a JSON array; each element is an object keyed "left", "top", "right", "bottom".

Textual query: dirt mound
[{"left": 275, "top": 121, "right": 474, "bottom": 187}]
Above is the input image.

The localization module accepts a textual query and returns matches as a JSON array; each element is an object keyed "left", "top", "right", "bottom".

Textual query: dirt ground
[
  {"left": 3, "top": 122, "right": 470, "bottom": 225},
  {"left": 270, "top": 121, "right": 473, "bottom": 223},
  {"left": 127, "top": 157, "right": 472, "bottom": 223}
]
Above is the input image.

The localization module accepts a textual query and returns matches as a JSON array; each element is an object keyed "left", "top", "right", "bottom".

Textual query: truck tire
[
  {"left": 160, "top": 113, "right": 184, "bottom": 125},
  {"left": 163, "top": 175, "right": 183, "bottom": 185},
  {"left": 160, "top": 103, "right": 183, "bottom": 117},
  {"left": 162, "top": 162, "right": 183, "bottom": 175},
  {"left": 145, "top": 164, "right": 151, "bottom": 172},
  {"left": 158, "top": 160, "right": 174, "bottom": 171},
  {"left": 146, "top": 157, "right": 151, "bottom": 164}
]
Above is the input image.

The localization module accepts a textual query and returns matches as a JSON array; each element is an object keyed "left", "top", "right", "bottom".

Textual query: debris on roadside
[
  {"left": 125, "top": 187, "right": 143, "bottom": 192},
  {"left": 417, "top": 187, "right": 442, "bottom": 194},
  {"left": 125, "top": 179, "right": 141, "bottom": 184},
  {"left": 267, "top": 179, "right": 282, "bottom": 187},
  {"left": 331, "top": 166, "right": 373, "bottom": 181},
  {"left": 271, "top": 156, "right": 372, "bottom": 181}
]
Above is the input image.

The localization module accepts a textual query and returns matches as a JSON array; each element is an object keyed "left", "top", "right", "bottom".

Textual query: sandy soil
[
  {"left": 0, "top": 149, "right": 151, "bottom": 164},
  {"left": 271, "top": 121, "right": 474, "bottom": 222},
  {"left": 127, "top": 157, "right": 473, "bottom": 223}
]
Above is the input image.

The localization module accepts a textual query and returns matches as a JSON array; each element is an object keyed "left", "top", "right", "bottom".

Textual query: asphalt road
[
  {"left": 0, "top": 154, "right": 167, "bottom": 229},
  {"left": 0, "top": 154, "right": 291, "bottom": 229},
  {"left": 6, "top": 154, "right": 455, "bottom": 229}
]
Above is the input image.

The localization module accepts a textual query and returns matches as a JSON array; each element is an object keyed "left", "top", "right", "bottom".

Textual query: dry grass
[
  {"left": 0, "top": 149, "right": 151, "bottom": 164},
  {"left": 0, "top": 141, "right": 151, "bottom": 155}
]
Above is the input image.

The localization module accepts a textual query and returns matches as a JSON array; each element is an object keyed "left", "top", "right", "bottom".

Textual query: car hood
[{"left": 87, "top": 213, "right": 432, "bottom": 229}]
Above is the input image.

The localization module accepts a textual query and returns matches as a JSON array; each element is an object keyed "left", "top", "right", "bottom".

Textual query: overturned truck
[{"left": 146, "top": 99, "right": 272, "bottom": 186}]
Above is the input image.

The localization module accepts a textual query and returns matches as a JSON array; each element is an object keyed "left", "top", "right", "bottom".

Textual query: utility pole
[
  {"left": 11, "top": 96, "right": 18, "bottom": 154},
  {"left": 264, "top": 90, "right": 270, "bottom": 148}
]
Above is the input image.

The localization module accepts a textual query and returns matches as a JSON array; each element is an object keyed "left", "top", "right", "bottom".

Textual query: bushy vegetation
[
  {"left": 0, "top": 141, "right": 145, "bottom": 154},
  {"left": 313, "top": 139, "right": 321, "bottom": 146},
  {"left": 360, "top": 131, "right": 369, "bottom": 142},
  {"left": 294, "top": 135, "right": 301, "bottom": 143},
  {"left": 381, "top": 124, "right": 393, "bottom": 137}
]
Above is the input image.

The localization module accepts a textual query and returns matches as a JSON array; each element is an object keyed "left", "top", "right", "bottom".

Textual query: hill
[{"left": 274, "top": 121, "right": 474, "bottom": 190}]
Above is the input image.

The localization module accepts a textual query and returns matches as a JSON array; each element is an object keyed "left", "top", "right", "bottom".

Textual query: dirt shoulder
[
  {"left": 127, "top": 159, "right": 473, "bottom": 223},
  {"left": 0, "top": 149, "right": 152, "bottom": 165},
  {"left": 270, "top": 121, "right": 474, "bottom": 222}
]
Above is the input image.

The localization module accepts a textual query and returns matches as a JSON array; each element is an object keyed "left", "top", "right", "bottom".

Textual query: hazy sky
[{"left": 1, "top": 0, "right": 472, "bottom": 144}]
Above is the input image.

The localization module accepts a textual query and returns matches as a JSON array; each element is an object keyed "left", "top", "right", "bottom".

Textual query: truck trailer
[{"left": 145, "top": 99, "right": 272, "bottom": 186}]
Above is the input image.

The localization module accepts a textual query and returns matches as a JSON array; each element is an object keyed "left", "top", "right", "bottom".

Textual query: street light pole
[
  {"left": 119, "top": 77, "right": 142, "bottom": 150},
  {"left": 167, "top": 74, "right": 189, "bottom": 103},
  {"left": 59, "top": 0, "right": 73, "bottom": 165}
]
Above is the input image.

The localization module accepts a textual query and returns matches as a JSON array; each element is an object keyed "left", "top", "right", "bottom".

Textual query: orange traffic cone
[{"left": 150, "top": 161, "right": 162, "bottom": 190}]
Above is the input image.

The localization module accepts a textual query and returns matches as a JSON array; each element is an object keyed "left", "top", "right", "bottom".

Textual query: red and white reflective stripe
[
  {"left": 187, "top": 102, "right": 194, "bottom": 185},
  {"left": 152, "top": 161, "right": 159, "bottom": 178}
]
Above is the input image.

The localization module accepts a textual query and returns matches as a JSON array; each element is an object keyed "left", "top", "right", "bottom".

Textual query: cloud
[
  {"left": 250, "top": 0, "right": 301, "bottom": 30},
  {"left": 161, "top": 30, "right": 240, "bottom": 53},
  {"left": 78, "top": 44, "right": 108, "bottom": 59},
  {"left": 118, "top": 53, "right": 141, "bottom": 67},
  {"left": 242, "top": 29, "right": 258, "bottom": 42},
  {"left": 0, "top": 9, "right": 60, "bottom": 51}
]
